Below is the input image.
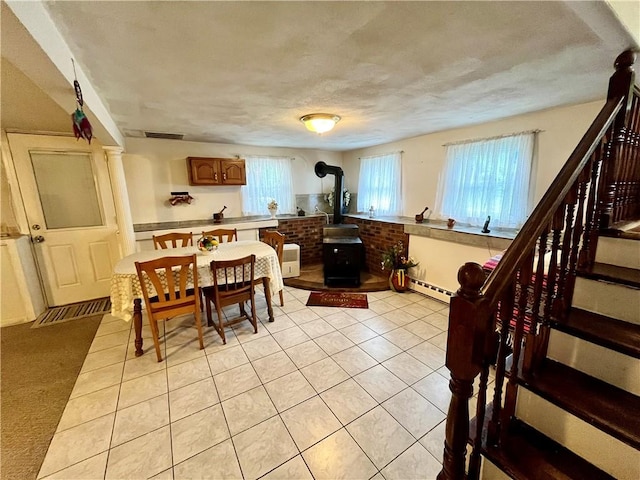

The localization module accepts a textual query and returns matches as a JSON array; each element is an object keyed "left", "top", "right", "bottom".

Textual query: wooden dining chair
[
  {"left": 261, "top": 230, "right": 285, "bottom": 306},
  {"left": 202, "top": 254, "right": 257, "bottom": 344},
  {"left": 202, "top": 228, "right": 238, "bottom": 243},
  {"left": 153, "top": 232, "right": 193, "bottom": 249},
  {"left": 135, "top": 254, "right": 204, "bottom": 362}
]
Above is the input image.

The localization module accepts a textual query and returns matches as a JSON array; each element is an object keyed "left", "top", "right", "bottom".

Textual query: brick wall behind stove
[
  {"left": 344, "top": 218, "right": 408, "bottom": 274},
  {"left": 260, "top": 216, "right": 408, "bottom": 271},
  {"left": 260, "top": 216, "right": 325, "bottom": 266}
]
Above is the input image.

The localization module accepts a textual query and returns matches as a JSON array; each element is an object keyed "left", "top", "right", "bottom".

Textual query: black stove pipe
[{"left": 314, "top": 161, "right": 344, "bottom": 224}]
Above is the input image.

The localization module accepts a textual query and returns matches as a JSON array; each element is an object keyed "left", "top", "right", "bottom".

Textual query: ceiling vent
[{"left": 144, "top": 131, "right": 184, "bottom": 140}]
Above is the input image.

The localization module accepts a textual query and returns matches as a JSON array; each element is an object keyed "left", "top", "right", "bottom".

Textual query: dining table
[{"left": 110, "top": 240, "right": 284, "bottom": 357}]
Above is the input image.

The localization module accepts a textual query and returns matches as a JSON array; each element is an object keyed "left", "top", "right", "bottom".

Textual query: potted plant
[{"left": 381, "top": 241, "right": 419, "bottom": 292}]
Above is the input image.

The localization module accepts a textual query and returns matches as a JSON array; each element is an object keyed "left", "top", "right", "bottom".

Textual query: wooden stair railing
[{"left": 437, "top": 50, "right": 637, "bottom": 480}]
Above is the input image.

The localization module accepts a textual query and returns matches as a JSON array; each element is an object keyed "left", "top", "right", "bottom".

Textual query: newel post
[
  {"left": 600, "top": 50, "right": 636, "bottom": 228},
  {"left": 438, "top": 263, "right": 489, "bottom": 480},
  {"left": 607, "top": 50, "right": 635, "bottom": 119}
]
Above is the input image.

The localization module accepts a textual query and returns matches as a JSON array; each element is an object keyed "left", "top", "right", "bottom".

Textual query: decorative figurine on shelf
[
  {"left": 415, "top": 207, "right": 429, "bottom": 223},
  {"left": 481, "top": 215, "right": 491, "bottom": 233}
]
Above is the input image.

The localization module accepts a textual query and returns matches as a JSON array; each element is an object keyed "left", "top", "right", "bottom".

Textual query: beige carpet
[{"left": 1, "top": 315, "right": 102, "bottom": 480}]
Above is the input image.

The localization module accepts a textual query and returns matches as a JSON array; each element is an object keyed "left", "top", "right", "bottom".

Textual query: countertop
[
  {"left": 345, "top": 214, "right": 517, "bottom": 250},
  {"left": 133, "top": 213, "right": 334, "bottom": 232},
  {"left": 133, "top": 213, "right": 517, "bottom": 250}
]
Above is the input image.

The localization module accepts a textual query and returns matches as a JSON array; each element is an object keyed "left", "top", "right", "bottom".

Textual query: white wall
[
  {"left": 408, "top": 235, "right": 504, "bottom": 294},
  {"left": 342, "top": 100, "right": 604, "bottom": 220},
  {"left": 123, "top": 137, "right": 342, "bottom": 224}
]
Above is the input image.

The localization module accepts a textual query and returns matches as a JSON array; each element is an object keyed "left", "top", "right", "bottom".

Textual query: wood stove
[
  {"left": 322, "top": 224, "right": 362, "bottom": 286},
  {"left": 314, "top": 161, "right": 364, "bottom": 286}
]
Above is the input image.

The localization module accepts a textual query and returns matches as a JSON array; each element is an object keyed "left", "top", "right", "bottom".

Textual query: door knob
[
  {"left": 32, "top": 224, "right": 41, "bottom": 230},
  {"left": 33, "top": 235, "right": 45, "bottom": 243}
]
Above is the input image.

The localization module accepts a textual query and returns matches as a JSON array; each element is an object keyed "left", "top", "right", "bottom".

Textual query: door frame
[{"left": 4, "top": 132, "right": 120, "bottom": 307}]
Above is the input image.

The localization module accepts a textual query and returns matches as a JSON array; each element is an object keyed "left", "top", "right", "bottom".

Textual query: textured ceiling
[{"left": 18, "top": 1, "right": 640, "bottom": 150}]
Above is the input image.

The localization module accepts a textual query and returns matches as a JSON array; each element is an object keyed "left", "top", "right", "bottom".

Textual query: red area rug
[{"left": 306, "top": 291, "right": 368, "bottom": 309}]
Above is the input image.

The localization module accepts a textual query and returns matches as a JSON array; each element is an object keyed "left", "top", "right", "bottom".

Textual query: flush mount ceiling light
[{"left": 300, "top": 113, "right": 341, "bottom": 134}]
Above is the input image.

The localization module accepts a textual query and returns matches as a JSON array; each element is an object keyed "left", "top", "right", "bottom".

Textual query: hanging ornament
[
  {"left": 72, "top": 108, "right": 93, "bottom": 143},
  {"left": 70, "top": 59, "right": 93, "bottom": 143}
]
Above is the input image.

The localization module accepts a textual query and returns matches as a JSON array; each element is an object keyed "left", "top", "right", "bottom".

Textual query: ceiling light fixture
[{"left": 300, "top": 113, "right": 341, "bottom": 134}]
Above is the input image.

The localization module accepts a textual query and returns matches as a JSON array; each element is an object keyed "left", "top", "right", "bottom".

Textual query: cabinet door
[
  {"left": 188, "top": 157, "right": 221, "bottom": 185},
  {"left": 220, "top": 159, "right": 246, "bottom": 185}
]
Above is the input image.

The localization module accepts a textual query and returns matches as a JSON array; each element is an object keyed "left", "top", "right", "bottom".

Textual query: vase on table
[
  {"left": 389, "top": 269, "right": 410, "bottom": 292},
  {"left": 268, "top": 207, "right": 278, "bottom": 219}
]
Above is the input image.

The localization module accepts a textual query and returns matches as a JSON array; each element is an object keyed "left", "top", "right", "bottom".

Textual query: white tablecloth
[{"left": 110, "top": 241, "right": 283, "bottom": 321}]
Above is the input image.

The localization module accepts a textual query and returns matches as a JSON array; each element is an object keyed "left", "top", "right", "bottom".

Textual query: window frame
[
  {"left": 435, "top": 132, "right": 536, "bottom": 229},
  {"left": 241, "top": 155, "right": 295, "bottom": 216},
  {"left": 356, "top": 152, "right": 402, "bottom": 216}
]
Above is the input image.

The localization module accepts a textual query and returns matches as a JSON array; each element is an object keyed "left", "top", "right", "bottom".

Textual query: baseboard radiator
[{"left": 410, "top": 279, "right": 453, "bottom": 304}]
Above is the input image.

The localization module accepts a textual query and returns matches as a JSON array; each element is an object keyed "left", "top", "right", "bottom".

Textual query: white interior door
[{"left": 8, "top": 134, "right": 119, "bottom": 306}]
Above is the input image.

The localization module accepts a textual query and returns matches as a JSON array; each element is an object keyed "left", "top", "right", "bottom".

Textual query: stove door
[{"left": 323, "top": 242, "right": 362, "bottom": 286}]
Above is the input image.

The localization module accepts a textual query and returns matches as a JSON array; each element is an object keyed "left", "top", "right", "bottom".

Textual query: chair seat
[{"left": 149, "top": 288, "right": 198, "bottom": 303}]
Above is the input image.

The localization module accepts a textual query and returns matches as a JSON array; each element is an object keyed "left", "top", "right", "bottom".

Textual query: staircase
[
  {"left": 482, "top": 233, "right": 640, "bottom": 479},
  {"left": 437, "top": 50, "right": 640, "bottom": 480}
]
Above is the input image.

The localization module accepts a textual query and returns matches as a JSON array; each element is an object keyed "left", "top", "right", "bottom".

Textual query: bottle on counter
[{"left": 369, "top": 206, "right": 375, "bottom": 218}]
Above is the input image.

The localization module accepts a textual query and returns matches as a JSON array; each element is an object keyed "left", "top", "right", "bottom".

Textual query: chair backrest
[
  {"left": 210, "top": 254, "right": 255, "bottom": 303},
  {"left": 202, "top": 228, "right": 238, "bottom": 243},
  {"left": 135, "top": 254, "right": 200, "bottom": 319},
  {"left": 261, "top": 230, "right": 285, "bottom": 266},
  {"left": 153, "top": 232, "right": 193, "bottom": 249}
]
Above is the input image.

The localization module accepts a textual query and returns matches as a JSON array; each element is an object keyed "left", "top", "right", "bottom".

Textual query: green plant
[{"left": 381, "top": 241, "right": 418, "bottom": 271}]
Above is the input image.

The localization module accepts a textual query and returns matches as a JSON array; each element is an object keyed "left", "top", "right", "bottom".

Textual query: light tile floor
[{"left": 37, "top": 287, "right": 462, "bottom": 480}]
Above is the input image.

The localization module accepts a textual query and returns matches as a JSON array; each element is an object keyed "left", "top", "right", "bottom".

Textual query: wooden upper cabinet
[
  {"left": 187, "top": 157, "right": 246, "bottom": 186},
  {"left": 220, "top": 159, "right": 246, "bottom": 185}
]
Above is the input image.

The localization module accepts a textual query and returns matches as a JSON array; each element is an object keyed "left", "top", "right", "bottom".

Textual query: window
[
  {"left": 435, "top": 132, "right": 536, "bottom": 229},
  {"left": 357, "top": 152, "right": 402, "bottom": 215},
  {"left": 241, "top": 155, "right": 295, "bottom": 215}
]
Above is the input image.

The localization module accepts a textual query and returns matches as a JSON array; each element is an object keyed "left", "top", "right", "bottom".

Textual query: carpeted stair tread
[
  {"left": 469, "top": 404, "right": 614, "bottom": 480},
  {"left": 578, "top": 262, "right": 640, "bottom": 288},
  {"left": 518, "top": 359, "right": 640, "bottom": 450},
  {"left": 550, "top": 308, "right": 640, "bottom": 358}
]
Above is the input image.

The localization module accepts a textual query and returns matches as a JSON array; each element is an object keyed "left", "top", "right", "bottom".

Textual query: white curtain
[
  {"left": 435, "top": 132, "right": 535, "bottom": 229},
  {"left": 357, "top": 152, "right": 402, "bottom": 215},
  {"left": 241, "top": 156, "right": 295, "bottom": 215}
]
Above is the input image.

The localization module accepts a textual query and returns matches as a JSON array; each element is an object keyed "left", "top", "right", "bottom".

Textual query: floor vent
[{"left": 32, "top": 297, "right": 111, "bottom": 328}]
